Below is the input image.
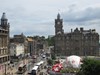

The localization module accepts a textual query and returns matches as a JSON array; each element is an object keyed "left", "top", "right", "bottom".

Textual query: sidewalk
[
  {"left": 0, "top": 58, "right": 34, "bottom": 75},
  {"left": 6, "top": 65, "right": 17, "bottom": 75},
  {"left": 0, "top": 63, "right": 17, "bottom": 75}
]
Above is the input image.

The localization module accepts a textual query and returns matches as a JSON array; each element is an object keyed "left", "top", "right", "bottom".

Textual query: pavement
[
  {"left": 6, "top": 65, "right": 17, "bottom": 75},
  {"left": 0, "top": 58, "right": 31, "bottom": 75},
  {"left": 0, "top": 63, "right": 17, "bottom": 75}
]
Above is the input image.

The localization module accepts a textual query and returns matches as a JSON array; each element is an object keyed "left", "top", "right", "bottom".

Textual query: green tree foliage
[
  {"left": 60, "top": 68, "right": 80, "bottom": 73},
  {"left": 46, "top": 36, "right": 54, "bottom": 46},
  {"left": 51, "top": 54, "right": 56, "bottom": 60},
  {"left": 77, "top": 58, "right": 100, "bottom": 75},
  {"left": 47, "top": 58, "right": 53, "bottom": 66},
  {"left": 33, "top": 36, "right": 45, "bottom": 41}
]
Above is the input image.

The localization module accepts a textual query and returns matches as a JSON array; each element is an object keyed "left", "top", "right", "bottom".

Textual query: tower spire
[
  {"left": 55, "top": 13, "right": 63, "bottom": 35},
  {"left": 57, "top": 13, "right": 60, "bottom": 19},
  {"left": 1, "top": 12, "right": 7, "bottom": 20},
  {"left": 1, "top": 12, "right": 8, "bottom": 29}
]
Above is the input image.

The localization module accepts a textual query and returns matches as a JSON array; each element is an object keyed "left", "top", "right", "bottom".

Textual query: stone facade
[
  {"left": 27, "top": 37, "right": 35, "bottom": 56},
  {"left": 54, "top": 13, "right": 99, "bottom": 56},
  {"left": 10, "top": 33, "right": 28, "bottom": 56},
  {"left": 0, "top": 13, "right": 10, "bottom": 63}
]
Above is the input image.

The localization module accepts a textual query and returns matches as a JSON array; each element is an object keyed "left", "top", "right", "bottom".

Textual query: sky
[{"left": 0, "top": 0, "right": 100, "bottom": 38}]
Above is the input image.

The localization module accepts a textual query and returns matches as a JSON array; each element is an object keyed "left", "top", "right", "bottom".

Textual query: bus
[
  {"left": 17, "top": 64, "right": 27, "bottom": 74},
  {"left": 28, "top": 61, "right": 44, "bottom": 75},
  {"left": 36, "top": 61, "right": 44, "bottom": 70},
  {"left": 28, "top": 66, "right": 39, "bottom": 75}
]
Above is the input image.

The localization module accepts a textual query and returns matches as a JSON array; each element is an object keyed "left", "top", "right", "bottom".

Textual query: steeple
[
  {"left": 55, "top": 13, "right": 64, "bottom": 35},
  {"left": 57, "top": 13, "right": 60, "bottom": 19},
  {"left": 0, "top": 12, "right": 9, "bottom": 30},
  {"left": 1, "top": 12, "right": 7, "bottom": 20},
  {"left": 1, "top": 12, "right": 8, "bottom": 25}
]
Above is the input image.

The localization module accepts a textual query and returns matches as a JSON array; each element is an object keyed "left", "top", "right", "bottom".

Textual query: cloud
[
  {"left": 0, "top": 0, "right": 100, "bottom": 37},
  {"left": 10, "top": 20, "right": 55, "bottom": 37},
  {"left": 61, "top": 6, "right": 100, "bottom": 34},
  {"left": 62, "top": 7, "right": 100, "bottom": 23}
]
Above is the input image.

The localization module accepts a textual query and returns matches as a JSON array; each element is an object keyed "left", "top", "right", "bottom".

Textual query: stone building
[
  {"left": 0, "top": 13, "right": 10, "bottom": 63},
  {"left": 27, "top": 37, "right": 35, "bottom": 56},
  {"left": 10, "top": 33, "right": 28, "bottom": 57},
  {"left": 54, "top": 13, "right": 99, "bottom": 56},
  {"left": 10, "top": 43, "right": 24, "bottom": 61}
]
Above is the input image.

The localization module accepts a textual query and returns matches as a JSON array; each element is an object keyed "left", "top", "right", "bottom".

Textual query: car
[
  {"left": 10, "top": 60, "right": 14, "bottom": 64},
  {"left": 42, "top": 55, "right": 46, "bottom": 58}
]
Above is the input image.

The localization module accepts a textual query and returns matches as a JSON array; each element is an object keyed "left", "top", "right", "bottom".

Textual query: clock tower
[{"left": 55, "top": 13, "right": 64, "bottom": 35}]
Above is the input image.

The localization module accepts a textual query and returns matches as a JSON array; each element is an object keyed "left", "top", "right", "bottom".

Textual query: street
[{"left": 4, "top": 55, "right": 48, "bottom": 75}]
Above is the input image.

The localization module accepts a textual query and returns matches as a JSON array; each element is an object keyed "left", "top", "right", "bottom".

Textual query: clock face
[{"left": 57, "top": 22, "right": 60, "bottom": 24}]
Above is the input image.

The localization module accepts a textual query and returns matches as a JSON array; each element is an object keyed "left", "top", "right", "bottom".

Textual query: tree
[
  {"left": 77, "top": 58, "right": 100, "bottom": 75},
  {"left": 46, "top": 36, "right": 54, "bottom": 46},
  {"left": 47, "top": 58, "right": 53, "bottom": 66},
  {"left": 51, "top": 54, "right": 56, "bottom": 60}
]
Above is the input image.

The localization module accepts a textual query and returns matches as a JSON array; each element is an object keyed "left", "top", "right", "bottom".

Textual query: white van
[{"left": 28, "top": 66, "right": 39, "bottom": 75}]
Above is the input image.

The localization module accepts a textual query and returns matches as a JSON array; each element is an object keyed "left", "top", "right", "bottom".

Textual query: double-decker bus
[{"left": 17, "top": 64, "right": 27, "bottom": 74}]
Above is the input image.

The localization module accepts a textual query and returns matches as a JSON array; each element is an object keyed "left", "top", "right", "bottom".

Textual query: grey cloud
[
  {"left": 1, "top": 0, "right": 100, "bottom": 37},
  {"left": 62, "top": 7, "right": 100, "bottom": 23}
]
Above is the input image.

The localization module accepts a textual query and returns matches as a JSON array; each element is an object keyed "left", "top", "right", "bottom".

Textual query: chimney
[{"left": 80, "top": 27, "right": 83, "bottom": 32}]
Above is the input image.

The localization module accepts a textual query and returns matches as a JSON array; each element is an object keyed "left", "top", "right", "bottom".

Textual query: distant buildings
[
  {"left": 32, "top": 36, "right": 48, "bottom": 56},
  {"left": 99, "top": 43, "right": 100, "bottom": 54},
  {"left": 10, "top": 33, "right": 28, "bottom": 59},
  {"left": 0, "top": 13, "right": 10, "bottom": 63},
  {"left": 27, "top": 37, "right": 36, "bottom": 56},
  {"left": 0, "top": 12, "right": 99, "bottom": 65},
  {"left": 54, "top": 13, "right": 99, "bottom": 56},
  {"left": 10, "top": 43, "right": 24, "bottom": 57},
  {"left": 0, "top": 12, "right": 49, "bottom": 66}
]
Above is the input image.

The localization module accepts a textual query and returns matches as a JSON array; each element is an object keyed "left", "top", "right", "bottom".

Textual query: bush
[
  {"left": 60, "top": 68, "right": 80, "bottom": 73},
  {"left": 47, "top": 59, "right": 53, "bottom": 65},
  {"left": 76, "top": 58, "right": 100, "bottom": 75},
  {"left": 51, "top": 54, "right": 56, "bottom": 60}
]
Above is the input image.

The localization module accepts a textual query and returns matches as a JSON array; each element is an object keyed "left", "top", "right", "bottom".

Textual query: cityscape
[{"left": 0, "top": 0, "right": 100, "bottom": 75}]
